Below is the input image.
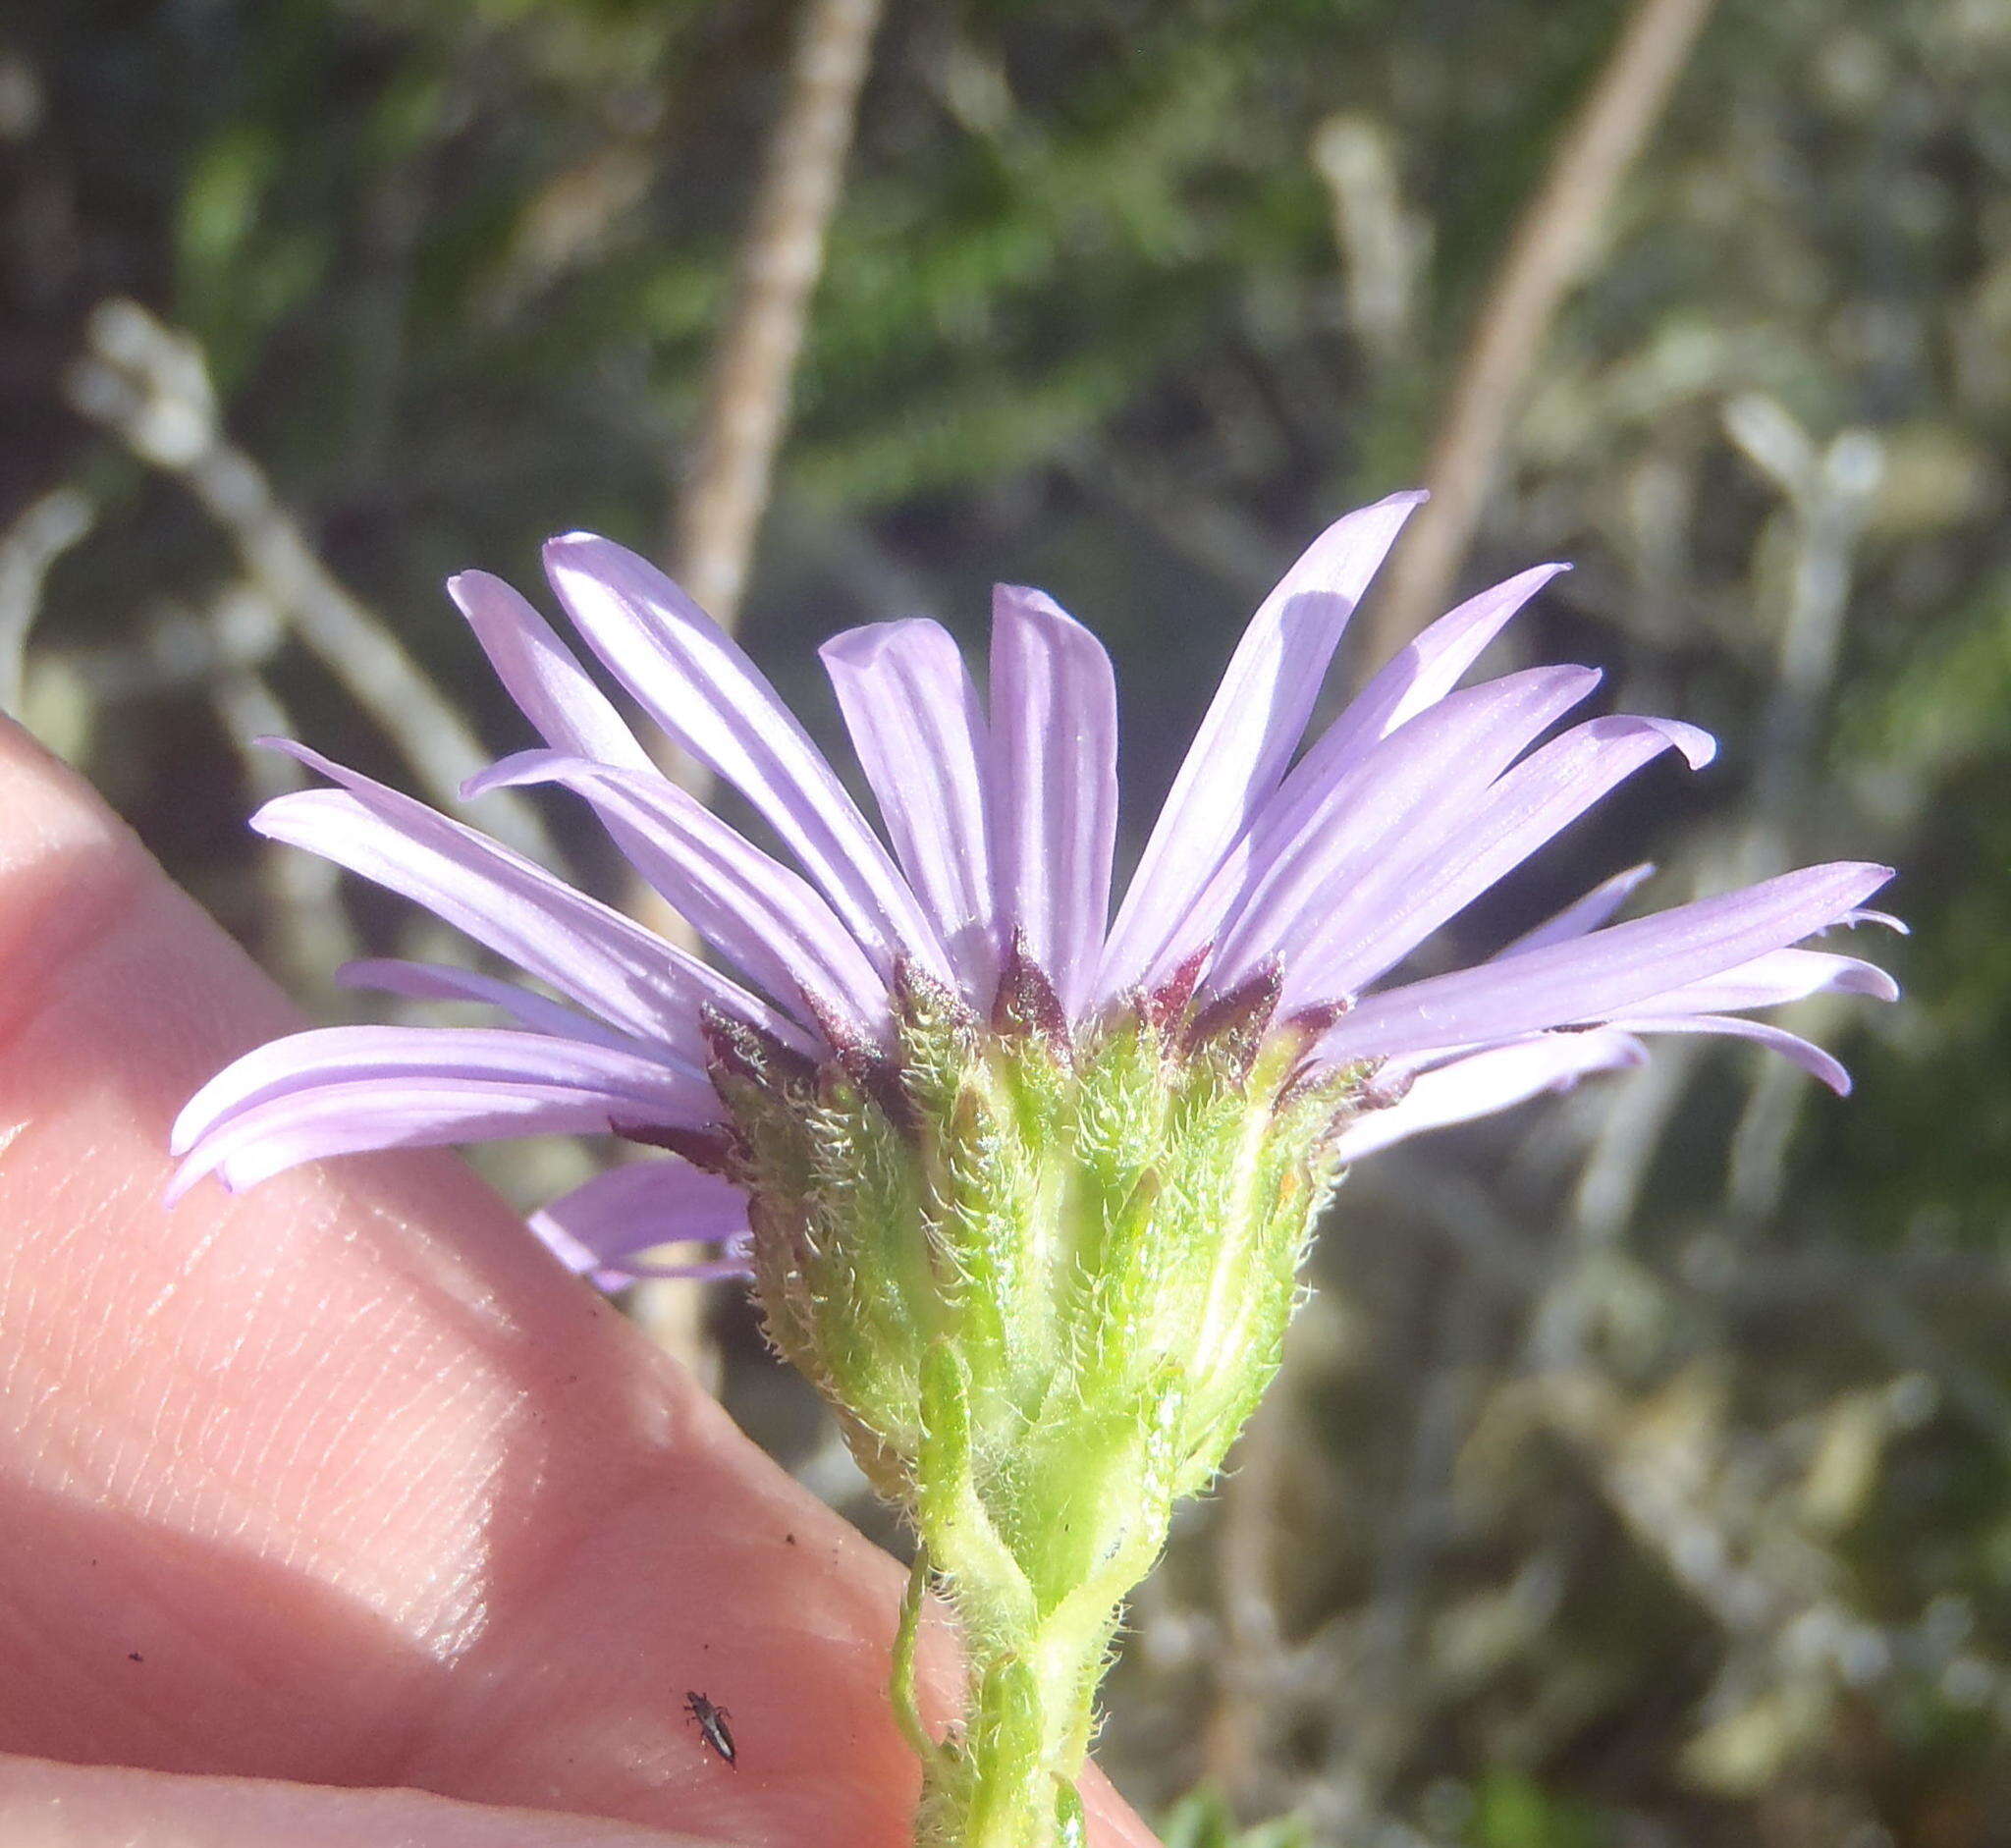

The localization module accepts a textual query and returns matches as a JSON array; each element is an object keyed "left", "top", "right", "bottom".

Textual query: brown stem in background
[
  {"left": 669, "top": 0, "right": 886, "bottom": 624},
  {"left": 1355, "top": 0, "right": 1719, "bottom": 676},
  {"left": 1203, "top": 1387, "right": 1290, "bottom": 1801},
  {"left": 637, "top": 0, "right": 884, "bottom": 1377}
]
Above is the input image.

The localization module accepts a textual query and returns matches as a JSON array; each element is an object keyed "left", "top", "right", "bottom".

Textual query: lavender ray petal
[
  {"left": 172, "top": 1023, "right": 713, "bottom": 1158},
  {"left": 256, "top": 741, "right": 803, "bottom": 1056},
  {"left": 173, "top": 1080, "right": 702, "bottom": 1202},
  {"left": 1316, "top": 862, "right": 1893, "bottom": 1064},
  {"left": 542, "top": 534, "right": 951, "bottom": 983},
  {"left": 470, "top": 750, "right": 889, "bottom": 1034},
  {"left": 452, "top": 568, "right": 806, "bottom": 987},
  {"left": 1295, "top": 563, "right": 1568, "bottom": 794},
  {"left": 1292, "top": 715, "right": 1715, "bottom": 1006},
  {"left": 987, "top": 585, "right": 1119, "bottom": 1021},
  {"left": 1840, "top": 908, "right": 1908, "bottom": 935},
  {"left": 1208, "top": 666, "right": 1603, "bottom": 993},
  {"left": 1498, "top": 863, "right": 1658, "bottom": 956},
  {"left": 1332, "top": 1029, "right": 1648, "bottom": 1164},
  {"left": 1098, "top": 491, "right": 1425, "bottom": 999},
  {"left": 1606, "top": 1012, "right": 1854, "bottom": 1094},
  {"left": 335, "top": 958, "right": 660, "bottom": 1055},
  {"left": 1614, "top": 946, "right": 1898, "bottom": 1016},
  {"left": 527, "top": 1160, "right": 751, "bottom": 1274},
  {"left": 447, "top": 571, "right": 654, "bottom": 770},
  {"left": 253, "top": 788, "right": 712, "bottom": 1060},
  {"left": 821, "top": 619, "right": 997, "bottom": 1003}
]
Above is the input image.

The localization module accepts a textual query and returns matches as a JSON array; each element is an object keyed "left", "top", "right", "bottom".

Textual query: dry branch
[
  {"left": 66, "top": 300, "right": 559, "bottom": 866},
  {"left": 1358, "top": 0, "right": 1719, "bottom": 672},
  {"left": 670, "top": 0, "right": 886, "bottom": 625},
  {"left": 0, "top": 487, "right": 94, "bottom": 715},
  {"left": 639, "top": 0, "right": 885, "bottom": 1378}
]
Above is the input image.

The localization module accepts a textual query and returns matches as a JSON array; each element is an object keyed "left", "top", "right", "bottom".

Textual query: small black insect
[{"left": 684, "top": 1690, "right": 736, "bottom": 1767}]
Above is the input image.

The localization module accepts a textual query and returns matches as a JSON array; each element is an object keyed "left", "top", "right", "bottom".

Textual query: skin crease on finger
[{"left": 0, "top": 721, "right": 1160, "bottom": 1848}]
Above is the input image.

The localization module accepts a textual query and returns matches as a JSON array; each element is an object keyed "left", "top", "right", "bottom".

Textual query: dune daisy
[{"left": 172, "top": 492, "right": 1895, "bottom": 1847}]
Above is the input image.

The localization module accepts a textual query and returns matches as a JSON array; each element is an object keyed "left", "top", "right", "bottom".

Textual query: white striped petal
[
  {"left": 1208, "top": 667, "right": 1602, "bottom": 993},
  {"left": 448, "top": 570, "right": 654, "bottom": 770},
  {"left": 1317, "top": 862, "right": 1895, "bottom": 1064},
  {"left": 1292, "top": 715, "right": 1714, "bottom": 1006},
  {"left": 988, "top": 586, "right": 1119, "bottom": 1021},
  {"left": 470, "top": 750, "right": 889, "bottom": 1035},
  {"left": 821, "top": 619, "right": 997, "bottom": 1004},
  {"left": 1098, "top": 492, "right": 1424, "bottom": 999},
  {"left": 543, "top": 534, "right": 951, "bottom": 983},
  {"left": 1332, "top": 1030, "right": 1648, "bottom": 1163},
  {"left": 528, "top": 1160, "right": 751, "bottom": 1281},
  {"left": 1499, "top": 863, "right": 1658, "bottom": 956},
  {"left": 253, "top": 744, "right": 795, "bottom": 1059}
]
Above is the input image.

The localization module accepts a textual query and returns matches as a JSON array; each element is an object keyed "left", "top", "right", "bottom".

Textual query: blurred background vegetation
[{"left": 4, "top": 1, "right": 2009, "bottom": 1843}]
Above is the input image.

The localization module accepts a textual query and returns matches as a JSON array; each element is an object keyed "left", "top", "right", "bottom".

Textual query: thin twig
[
  {"left": 0, "top": 487, "right": 95, "bottom": 715},
  {"left": 66, "top": 299, "right": 559, "bottom": 866},
  {"left": 669, "top": 0, "right": 886, "bottom": 624},
  {"left": 1357, "top": 0, "right": 1719, "bottom": 673},
  {"left": 1312, "top": 113, "right": 1424, "bottom": 367},
  {"left": 50, "top": 585, "right": 286, "bottom": 704},
  {"left": 635, "top": 0, "right": 884, "bottom": 1381},
  {"left": 1203, "top": 1386, "right": 1291, "bottom": 1802}
]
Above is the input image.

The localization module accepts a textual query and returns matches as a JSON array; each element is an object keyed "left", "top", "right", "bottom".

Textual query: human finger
[
  {"left": 0, "top": 721, "right": 1157, "bottom": 1847},
  {"left": 0, "top": 1753, "right": 721, "bottom": 1848}
]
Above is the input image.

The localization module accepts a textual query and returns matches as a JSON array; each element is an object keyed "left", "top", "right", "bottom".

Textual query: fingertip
[{"left": 0, "top": 717, "right": 138, "bottom": 877}]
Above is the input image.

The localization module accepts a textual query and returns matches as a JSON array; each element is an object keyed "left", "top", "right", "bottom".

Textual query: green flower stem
[
  {"left": 904, "top": 1338, "right": 1183, "bottom": 1848},
  {"left": 892, "top": 1552, "right": 941, "bottom": 1768},
  {"left": 724, "top": 967, "right": 1357, "bottom": 1848},
  {"left": 917, "top": 1627, "right": 1104, "bottom": 1848},
  {"left": 906, "top": 1529, "right": 1145, "bottom": 1848}
]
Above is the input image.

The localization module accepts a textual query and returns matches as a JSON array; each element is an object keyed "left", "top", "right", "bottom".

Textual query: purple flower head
[{"left": 172, "top": 494, "right": 1898, "bottom": 1285}]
